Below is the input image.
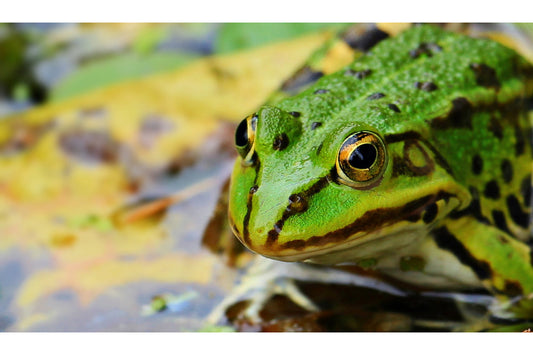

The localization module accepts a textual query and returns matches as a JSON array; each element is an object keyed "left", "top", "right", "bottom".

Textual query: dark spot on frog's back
[
  {"left": 341, "top": 27, "right": 389, "bottom": 52},
  {"left": 514, "top": 126, "right": 525, "bottom": 156},
  {"left": 272, "top": 133, "right": 289, "bottom": 151},
  {"left": 501, "top": 159, "right": 513, "bottom": 183},
  {"left": 492, "top": 209, "right": 512, "bottom": 235},
  {"left": 430, "top": 97, "right": 474, "bottom": 130},
  {"left": 483, "top": 180, "right": 501, "bottom": 200},
  {"left": 488, "top": 116, "right": 503, "bottom": 140},
  {"left": 311, "top": 122, "right": 322, "bottom": 130},
  {"left": 281, "top": 66, "right": 324, "bottom": 94},
  {"left": 469, "top": 63, "right": 500, "bottom": 89},
  {"left": 367, "top": 92, "right": 385, "bottom": 100},
  {"left": 316, "top": 142, "right": 323, "bottom": 156},
  {"left": 520, "top": 175, "right": 531, "bottom": 206},
  {"left": 506, "top": 194, "right": 530, "bottom": 229},
  {"left": 345, "top": 68, "right": 372, "bottom": 79},
  {"left": 388, "top": 104, "right": 401, "bottom": 113},
  {"left": 471, "top": 155, "right": 483, "bottom": 175},
  {"left": 414, "top": 81, "right": 438, "bottom": 92},
  {"left": 409, "top": 42, "right": 442, "bottom": 59},
  {"left": 314, "top": 89, "right": 329, "bottom": 95}
]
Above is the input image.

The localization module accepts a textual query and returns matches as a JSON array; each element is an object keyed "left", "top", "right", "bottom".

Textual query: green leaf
[
  {"left": 214, "top": 23, "right": 346, "bottom": 54},
  {"left": 133, "top": 26, "right": 167, "bottom": 54},
  {"left": 51, "top": 52, "right": 198, "bottom": 101}
]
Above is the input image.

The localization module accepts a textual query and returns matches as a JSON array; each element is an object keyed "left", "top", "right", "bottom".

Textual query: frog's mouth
[{"left": 233, "top": 190, "right": 462, "bottom": 264}]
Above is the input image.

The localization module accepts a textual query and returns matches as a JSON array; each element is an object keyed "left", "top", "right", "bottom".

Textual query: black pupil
[
  {"left": 235, "top": 119, "right": 248, "bottom": 147},
  {"left": 349, "top": 143, "right": 377, "bottom": 169}
]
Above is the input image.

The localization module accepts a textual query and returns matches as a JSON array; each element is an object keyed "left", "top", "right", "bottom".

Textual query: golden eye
[
  {"left": 336, "top": 131, "right": 387, "bottom": 188},
  {"left": 235, "top": 113, "right": 257, "bottom": 165}
]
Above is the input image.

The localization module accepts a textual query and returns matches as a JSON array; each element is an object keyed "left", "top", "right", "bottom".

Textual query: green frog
[{"left": 227, "top": 24, "right": 533, "bottom": 322}]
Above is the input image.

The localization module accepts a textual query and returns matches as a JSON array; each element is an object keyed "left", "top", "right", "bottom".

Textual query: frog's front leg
[
  {"left": 206, "top": 258, "right": 322, "bottom": 325},
  {"left": 432, "top": 217, "right": 533, "bottom": 320}
]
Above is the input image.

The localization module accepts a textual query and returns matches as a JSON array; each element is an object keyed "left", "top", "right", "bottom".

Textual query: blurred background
[
  {"left": 1, "top": 23, "right": 532, "bottom": 332},
  {"left": 0, "top": 23, "right": 346, "bottom": 331}
]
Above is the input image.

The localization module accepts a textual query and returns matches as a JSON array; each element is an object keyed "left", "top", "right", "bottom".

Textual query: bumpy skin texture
[{"left": 229, "top": 25, "right": 533, "bottom": 303}]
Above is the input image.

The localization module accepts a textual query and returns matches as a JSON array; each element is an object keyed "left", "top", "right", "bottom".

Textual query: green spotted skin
[{"left": 229, "top": 25, "right": 533, "bottom": 312}]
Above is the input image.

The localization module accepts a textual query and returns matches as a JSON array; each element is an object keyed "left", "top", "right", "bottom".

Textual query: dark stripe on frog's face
[
  {"left": 402, "top": 140, "right": 434, "bottom": 176},
  {"left": 391, "top": 144, "right": 434, "bottom": 178},
  {"left": 385, "top": 131, "right": 453, "bottom": 177},
  {"left": 241, "top": 160, "right": 261, "bottom": 246},
  {"left": 274, "top": 191, "right": 455, "bottom": 251}
]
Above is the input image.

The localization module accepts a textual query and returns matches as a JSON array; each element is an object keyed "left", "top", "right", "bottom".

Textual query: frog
[{"left": 226, "top": 24, "right": 533, "bottom": 326}]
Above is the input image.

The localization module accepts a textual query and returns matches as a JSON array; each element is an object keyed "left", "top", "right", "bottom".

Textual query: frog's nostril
[
  {"left": 287, "top": 194, "right": 309, "bottom": 213},
  {"left": 265, "top": 193, "right": 311, "bottom": 246}
]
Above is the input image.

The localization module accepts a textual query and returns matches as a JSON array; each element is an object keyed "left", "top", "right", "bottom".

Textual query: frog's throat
[{"left": 231, "top": 189, "right": 463, "bottom": 264}]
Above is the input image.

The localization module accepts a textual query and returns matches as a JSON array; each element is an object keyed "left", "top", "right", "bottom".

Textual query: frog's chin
[{"left": 253, "top": 221, "right": 431, "bottom": 266}]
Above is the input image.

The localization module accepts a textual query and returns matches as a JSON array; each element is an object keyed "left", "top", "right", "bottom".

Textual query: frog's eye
[
  {"left": 235, "top": 113, "right": 257, "bottom": 165},
  {"left": 336, "top": 131, "right": 387, "bottom": 188}
]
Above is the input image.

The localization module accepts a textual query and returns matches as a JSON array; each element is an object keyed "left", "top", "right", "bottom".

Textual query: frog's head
[{"left": 228, "top": 105, "right": 470, "bottom": 265}]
